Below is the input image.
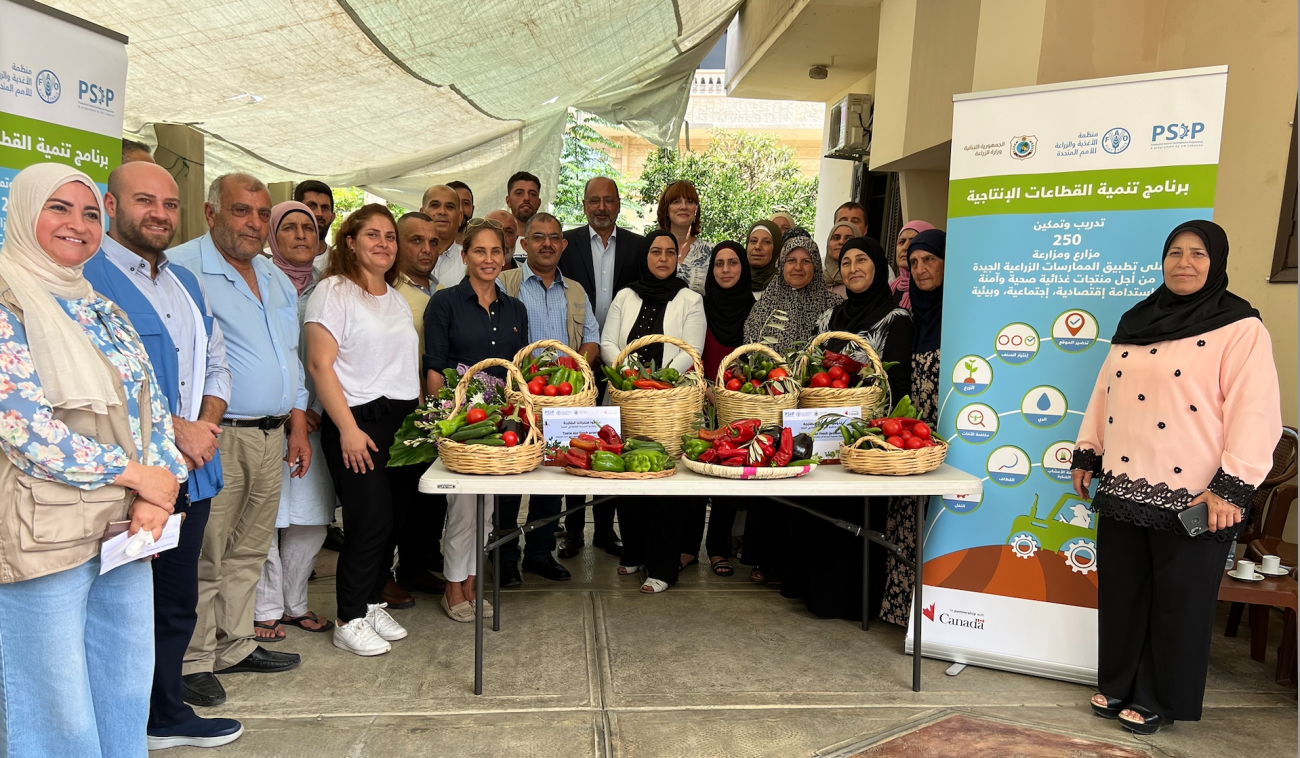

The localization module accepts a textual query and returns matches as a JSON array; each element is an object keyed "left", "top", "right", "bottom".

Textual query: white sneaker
[
  {"left": 366, "top": 603, "right": 408, "bottom": 641},
  {"left": 333, "top": 616, "right": 391, "bottom": 656}
]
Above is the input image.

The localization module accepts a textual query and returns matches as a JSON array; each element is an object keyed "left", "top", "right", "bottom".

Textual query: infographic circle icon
[
  {"left": 1042, "top": 441, "right": 1076, "bottom": 483},
  {"left": 1051, "top": 309, "right": 1098, "bottom": 353},
  {"left": 1021, "top": 386, "right": 1068, "bottom": 428},
  {"left": 951, "top": 355, "right": 993, "bottom": 396},
  {"left": 987, "top": 445, "right": 1031, "bottom": 487},
  {"left": 942, "top": 490, "right": 982, "bottom": 515},
  {"left": 955, "top": 403, "right": 999, "bottom": 444},
  {"left": 995, "top": 323, "right": 1039, "bottom": 365}
]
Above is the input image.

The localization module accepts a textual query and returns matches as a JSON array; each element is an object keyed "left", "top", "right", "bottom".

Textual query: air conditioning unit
[{"left": 826, "top": 93, "right": 872, "bottom": 161}]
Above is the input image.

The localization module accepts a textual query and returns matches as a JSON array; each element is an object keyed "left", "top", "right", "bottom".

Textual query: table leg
[
  {"left": 1277, "top": 608, "right": 1297, "bottom": 686},
  {"left": 862, "top": 496, "right": 870, "bottom": 632},
  {"left": 1250, "top": 604, "right": 1270, "bottom": 663},
  {"left": 913, "top": 494, "right": 924, "bottom": 692},
  {"left": 474, "top": 493, "right": 485, "bottom": 696},
  {"left": 492, "top": 501, "right": 501, "bottom": 633}
]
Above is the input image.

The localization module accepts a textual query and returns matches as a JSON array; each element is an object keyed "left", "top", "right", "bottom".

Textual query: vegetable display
[
  {"left": 798, "top": 348, "right": 888, "bottom": 390},
  {"left": 560, "top": 426, "right": 675, "bottom": 473},
  {"left": 522, "top": 350, "right": 585, "bottom": 396},
  {"left": 680, "top": 418, "right": 813, "bottom": 468},
  {"left": 719, "top": 352, "right": 800, "bottom": 396},
  {"left": 389, "top": 365, "right": 513, "bottom": 467},
  {"left": 827, "top": 396, "right": 938, "bottom": 450},
  {"left": 435, "top": 400, "right": 532, "bottom": 447},
  {"left": 600, "top": 355, "right": 697, "bottom": 392}
]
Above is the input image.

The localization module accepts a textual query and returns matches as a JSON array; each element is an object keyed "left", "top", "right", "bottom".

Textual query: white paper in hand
[{"left": 99, "top": 513, "right": 183, "bottom": 575}]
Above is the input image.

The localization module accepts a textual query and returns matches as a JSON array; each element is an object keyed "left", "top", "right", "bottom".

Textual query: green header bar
[
  {"left": 0, "top": 111, "right": 120, "bottom": 184},
  {"left": 948, "top": 164, "right": 1218, "bottom": 217}
]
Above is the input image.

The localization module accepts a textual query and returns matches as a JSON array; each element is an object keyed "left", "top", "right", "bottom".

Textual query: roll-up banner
[
  {"left": 906, "top": 67, "right": 1227, "bottom": 684},
  {"left": 0, "top": 0, "right": 128, "bottom": 244}
]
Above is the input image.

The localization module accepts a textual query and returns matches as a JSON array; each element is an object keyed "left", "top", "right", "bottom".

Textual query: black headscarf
[
  {"left": 827, "top": 237, "right": 896, "bottom": 335},
  {"left": 628, "top": 229, "right": 689, "bottom": 305},
  {"left": 1111, "top": 220, "right": 1260, "bottom": 346},
  {"left": 747, "top": 220, "right": 782, "bottom": 291},
  {"left": 908, "top": 229, "right": 946, "bottom": 353},
  {"left": 703, "top": 240, "right": 754, "bottom": 347}
]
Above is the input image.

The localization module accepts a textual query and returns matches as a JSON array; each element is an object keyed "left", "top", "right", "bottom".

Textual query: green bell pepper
[
  {"left": 591, "top": 451, "right": 626, "bottom": 472},
  {"left": 435, "top": 413, "right": 468, "bottom": 438},
  {"left": 680, "top": 437, "right": 712, "bottom": 461}
]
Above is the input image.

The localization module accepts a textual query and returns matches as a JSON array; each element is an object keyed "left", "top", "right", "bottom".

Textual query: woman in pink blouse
[{"left": 1072, "top": 220, "right": 1281, "bottom": 735}]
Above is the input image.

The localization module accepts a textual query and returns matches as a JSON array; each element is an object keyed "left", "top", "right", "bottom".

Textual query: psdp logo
[
  {"left": 1151, "top": 122, "right": 1205, "bottom": 142},
  {"left": 79, "top": 80, "right": 115, "bottom": 111},
  {"left": 35, "top": 70, "right": 60, "bottom": 104},
  {"left": 1101, "top": 127, "right": 1130, "bottom": 154}
]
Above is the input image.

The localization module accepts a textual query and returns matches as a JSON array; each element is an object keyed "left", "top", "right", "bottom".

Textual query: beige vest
[
  {"left": 499, "top": 268, "right": 588, "bottom": 350},
  {"left": 0, "top": 278, "right": 145, "bottom": 583}
]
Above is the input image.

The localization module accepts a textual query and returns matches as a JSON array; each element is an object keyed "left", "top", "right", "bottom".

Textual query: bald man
[
  {"left": 485, "top": 208, "right": 519, "bottom": 269},
  {"left": 422, "top": 184, "right": 465, "bottom": 286},
  {"left": 83, "top": 162, "right": 242, "bottom": 749}
]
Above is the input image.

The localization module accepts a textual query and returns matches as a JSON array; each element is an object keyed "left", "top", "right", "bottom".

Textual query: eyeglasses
[
  {"left": 465, "top": 217, "right": 503, "bottom": 230},
  {"left": 529, "top": 233, "right": 563, "bottom": 244}
]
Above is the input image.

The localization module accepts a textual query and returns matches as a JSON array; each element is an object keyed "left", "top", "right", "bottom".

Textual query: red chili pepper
[
  {"left": 718, "top": 449, "right": 749, "bottom": 465},
  {"left": 597, "top": 440, "right": 624, "bottom": 454},
  {"left": 564, "top": 448, "right": 591, "bottom": 469},
  {"left": 578, "top": 433, "right": 601, "bottom": 443},
  {"left": 569, "top": 437, "right": 599, "bottom": 452},
  {"left": 714, "top": 437, "right": 737, "bottom": 452},
  {"left": 822, "top": 350, "right": 865, "bottom": 374},
  {"left": 598, "top": 424, "right": 622, "bottom": 445},
  {"left": 698, "top": 427, "right": 731, "bottom": 442},
  {"left": 556, "top": 355, "right": 579, "bottom": 370},
  {"left": 726, "top": 419, "right": 761, "bottom": 445},
  {"left": 773, "top": 427, "right": 793, "bottom": 467},
  {"left": 698, "top": 447, "right": 718, "bottom": 464},
  {"left": 633, "top": 379, "right": 673, "bottom": 390}
]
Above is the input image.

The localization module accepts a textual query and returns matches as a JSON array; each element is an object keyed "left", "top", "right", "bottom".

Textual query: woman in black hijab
[
  {"left": 599, "top": 230, "right": 706, "bottom": 594},
  {"left": 1073, "top": 220, "right": 1280, "bottom": 734}
]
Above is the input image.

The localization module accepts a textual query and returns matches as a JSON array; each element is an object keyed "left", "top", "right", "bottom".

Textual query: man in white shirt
[
  {"left": 505, "top": 171, "right": 540, "bottom": 260},
  {"left": 422, "top": 185, "right": 464, "bottom": 287}
]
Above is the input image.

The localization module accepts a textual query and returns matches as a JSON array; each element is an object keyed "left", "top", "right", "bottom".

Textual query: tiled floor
[{"left": 165, "top": 524, "right": 1298, "bottom": 757}]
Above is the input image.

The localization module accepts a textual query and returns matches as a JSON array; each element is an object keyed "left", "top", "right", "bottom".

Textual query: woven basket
[
  {"left": 565, "top": 465, "right": 677, "bottom": 480},
  {"left": 506, "top": 339, "right": 598, "bottom": 423},
  {"left": 839, "top": 435, "right": 947, "bottom": 476},
  {"left": 437, "top": 358, "right": 544, "bottom": 475},
  {"left": 607, "top": 334, "right": 706, "bottom": 458},
  {"left": 681, "top": 457, "right": 816, "bottom": 480},
  {"left": 794, "top": 331, "right": 889, "bottom": 420},
  {"left": 714, "top": 343, "right": 799, "bottom": 427}
]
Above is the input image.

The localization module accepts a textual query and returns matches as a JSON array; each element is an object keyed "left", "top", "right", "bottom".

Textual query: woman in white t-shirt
[{"left": 305, "top": 204, "right": 420, "bottom": 658}]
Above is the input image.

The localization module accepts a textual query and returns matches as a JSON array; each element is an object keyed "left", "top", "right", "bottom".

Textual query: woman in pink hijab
[
  {"left": 890, "top": 220, "right": 936, "bottom": 310},
  {"left": 269, "top": 201, "right": 319, "bottom": 295}
]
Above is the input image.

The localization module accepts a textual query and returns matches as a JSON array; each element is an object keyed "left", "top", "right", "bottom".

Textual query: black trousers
[
  {"left": 396, "top": 493, "right": 447, "bottom": 582},
  {"left": 620, "top": 497, "right": 681, "bottom": 584},
  {"left": 678, "top": 497, "right": 736, "bottom": 559},
  {"left": 322, "top": 397, "right": 420, "bottom": 622},
  {"left": 496, "top": 494, "right": 564, "bottom": 565},
  {"left": 562, "top": 497, "right": 617, "bottom": 540},
  {"left": 148, "top": 493, "right": 210, "bottom": 730},
  {"left": 1096, "top": 514, "right": 1233, "bottom": 721}
]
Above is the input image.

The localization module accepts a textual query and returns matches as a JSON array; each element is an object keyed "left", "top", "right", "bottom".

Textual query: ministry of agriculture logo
[
  {"left": 1102, "top": 127, "right": 1131, "bottom": 154},
  {"left": 1010, "top": 135, "right": 1036, "bottom": 160},
  {"left": 35, "top": 70, "right": 60, "bottom": 103}
]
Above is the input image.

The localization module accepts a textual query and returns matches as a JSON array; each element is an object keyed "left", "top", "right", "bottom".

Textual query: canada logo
[{"left": 922, "top": 603, "right": 936, "bottom": 621}]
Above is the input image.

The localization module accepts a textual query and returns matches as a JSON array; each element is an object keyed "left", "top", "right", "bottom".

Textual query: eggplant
[
  {"left": 500, "top": 418, "right": 526, "bottom": 439},
  {"left": 791, "top": 433, "right": 813, "bottom": 462}
]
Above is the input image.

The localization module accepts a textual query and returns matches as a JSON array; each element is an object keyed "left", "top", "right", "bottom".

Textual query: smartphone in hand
[{"left": 1178, "top": 502, "right": 1210, "bottom": 537}]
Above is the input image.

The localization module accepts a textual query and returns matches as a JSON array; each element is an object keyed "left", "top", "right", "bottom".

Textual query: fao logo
[
  {"left": 35, "top": 70, "right": 60, "bottom": 104},
  {"left": 1010, "top": 135, "right": 1037, "bottom": 160},
  {"left": 1102, "top": 127, "right": 1130, "bottom": 154}
]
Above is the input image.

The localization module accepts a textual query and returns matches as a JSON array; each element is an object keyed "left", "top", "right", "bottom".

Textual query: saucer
[
  {"left": 1227, "top": 569, "right": 1264, "bottom": 582},
  {"left": 1258, "top": 565, "right": 1291, "bottom": 577}
]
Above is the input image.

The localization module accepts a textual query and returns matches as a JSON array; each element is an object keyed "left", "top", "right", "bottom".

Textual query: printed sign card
[
  {"left": 782, "top": 406, "right": 862, "bottom": 461},
  {"left": 541, "top": 406, "right": 621, "bottom": 450}
]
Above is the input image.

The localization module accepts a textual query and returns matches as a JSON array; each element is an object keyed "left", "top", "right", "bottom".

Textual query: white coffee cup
[
  {"left": 1236, "top": 559, "right": 1257, "bottom": 577},
  {"left": 1261, "top": 555, "right": 1282, "bottom": 574}
]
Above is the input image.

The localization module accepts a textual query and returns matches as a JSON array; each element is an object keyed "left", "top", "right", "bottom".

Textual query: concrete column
[
  {"left": 899, "top": 170, "right": 949, "bottom": 229},
  {"left": 153, "top": 124, "right": 206, "bottom": 246},
  {"left": 268, "top": 181, "right": 293, "bottom": 205}
]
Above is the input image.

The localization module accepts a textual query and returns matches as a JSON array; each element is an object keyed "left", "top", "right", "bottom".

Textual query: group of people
[{"left": 0, "top": 130, "right": 1282, "bottom": 756}]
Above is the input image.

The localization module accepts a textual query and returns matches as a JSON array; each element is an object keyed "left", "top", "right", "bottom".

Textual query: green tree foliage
[
  {"left": 554, "top": 110, "right": 627, "bottom": 227},
  {"left": 638, "top": 131, "right": 818, "bottom": 243},
  {"left": 329, "top": 187, "right": 408, "bottom": 241}
]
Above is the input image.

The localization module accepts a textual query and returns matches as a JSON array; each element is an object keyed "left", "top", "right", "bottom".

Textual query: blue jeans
[{"left": 0, "top": 557, "right": 154, "bottom": 758}]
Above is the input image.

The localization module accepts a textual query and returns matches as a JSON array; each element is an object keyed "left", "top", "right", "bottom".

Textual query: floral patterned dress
[
  {"left": 676, "top": 238, "right": 714, "bottom": 296},
  {"left": 0, "top": 297, "right": 186, "bottom": 489},
  {"left": 879, "top": 348, "right": 940, "bottom": 626}
]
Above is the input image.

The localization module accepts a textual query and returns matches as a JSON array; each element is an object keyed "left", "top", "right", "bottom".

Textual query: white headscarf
[{"left": 0, "top": 163, "right": 122, "bottom": 413}]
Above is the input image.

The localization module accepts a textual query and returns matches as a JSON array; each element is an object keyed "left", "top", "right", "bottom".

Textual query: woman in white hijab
[{"left": 0, "top": 163, "right": 188, "bottom": 757}]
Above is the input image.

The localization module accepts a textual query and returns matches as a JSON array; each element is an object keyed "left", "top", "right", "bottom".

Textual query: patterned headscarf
[
  {"left": 891, "top": 220, "right": 936, "bottom": 309},
  {"left": 268, "top": 201, "right": 318, "bottom": 295},
  {"left": 743, "top": 230, "right": 843, "bottom": 353}
]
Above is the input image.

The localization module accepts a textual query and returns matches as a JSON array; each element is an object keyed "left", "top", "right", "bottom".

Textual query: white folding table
[{"left": 418, "top": 462, "right": 982, "bottom": 694}]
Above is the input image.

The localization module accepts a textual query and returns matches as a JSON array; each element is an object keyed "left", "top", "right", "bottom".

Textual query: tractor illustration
[{"left": 1005, "top": 493, "right": 1097, "bottom": 574}]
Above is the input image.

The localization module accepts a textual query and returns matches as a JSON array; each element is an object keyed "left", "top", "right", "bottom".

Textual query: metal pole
[
  {"left": 912, "top": 495, "right": 924, "bottom": 692},
  {"left": 492, "top": 498, "right": 501, "bottom": 632},
  {"left": 474, "top": 493, "right": 485, "bottom": 696},
  {"left": 862, "top": 497, "right": 870, "bottom": 632}
]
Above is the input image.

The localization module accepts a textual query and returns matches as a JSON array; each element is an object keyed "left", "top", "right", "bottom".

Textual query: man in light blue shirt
[{"left": 170, "top": 173, "right": 311, "bottom": 701}]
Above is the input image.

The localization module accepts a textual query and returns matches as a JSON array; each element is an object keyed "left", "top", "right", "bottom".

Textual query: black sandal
[
  {"left": 281, "top": 611, "right": 334, "bottom": 633},
  {"left": 1090, "top": 694, "right": 1124, "bottom": 719},
  {"left": 254, "top": 619, "right": 285, "bottom": 642},
  {"left": 711, "top": 558, "right": 734, "bottom": 577},
  {"left": 1119, "top": 705, "right": 1169, "bottom": 735}
]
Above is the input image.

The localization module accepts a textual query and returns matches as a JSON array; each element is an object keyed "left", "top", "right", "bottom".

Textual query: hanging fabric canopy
[{"left": 47, "top": 0, "right": 740, "bottom": 208}]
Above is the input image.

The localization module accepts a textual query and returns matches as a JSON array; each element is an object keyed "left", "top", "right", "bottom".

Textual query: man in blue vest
[{"left": 84, "top": 161, "right": 242, "bottom": 751}]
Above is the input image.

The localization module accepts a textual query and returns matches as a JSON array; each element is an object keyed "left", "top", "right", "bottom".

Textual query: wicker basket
[
  {"left": 681, "top": 457, "right": 816, "bottom": 480},
  {"left": 714, "top": 343, "right": 799, "bottom": 427},
  {"left": 565, "top": 465, "right": 677, "bottom": 480},
  {"left": 794, "top": 331, "right": 889, "bottom": 420},
  {"left": 437, "top": 357, "right": 544, "bottom": 475},
  {"left": 506, "top": 339, "right": 598, "bottom": 423},
  {"left": 839, "top": 435, "right": 948, "bottom": 476},
  {"left": 606, "top": 334, "right": 706, "bottom": 458}
]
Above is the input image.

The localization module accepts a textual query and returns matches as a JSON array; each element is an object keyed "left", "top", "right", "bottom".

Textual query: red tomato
[
  {"left": 830, "top": 379, "right": 848, "bottom": 389},
  {"left": 501, "top": 431, "right": 519, "bottom": 447},
  {"left": 809, "top": 372, "right": 833, "bottom": 388},
  {"left": 885, "top": 435, "right": 905, "bottom": 448},
  {"left": 912, "top": 422, "right": 931, "bottom": 440},
  {"left": 466, "top": 408, "right": 488, "bottom": 424},
  {"left": 905, "top": 436, "right": 927, "bottom": 450},
  {"left": 725, "top": 378, "right": 742, "bottom": 391},
  {"left": 528, "top": 364, "right": 539, "bottom": 374},
  {"left": 880, "top": 419, "right": 903, "bottom": 437},
  {"left": 751, "top": 379, "right": 761, "bottom": 387},
  {"left": 900, "top": 430, "right": 913, "bottom": 440},
  {"left": 528, "top": 381, "right": 545, "bottom": 395},
  {"left": 827, "top": 366, "right": 847, "bottom": 381},
  {"left": 558, "top": 382, "right": 573, "bottom": 396},
  {"left": 724, "top": 370, "right": 733, "bottom": 382},
  {"left": 543, "top": 385, "right": 559, "bottom": 397},
  {"left": 767, "top": 367, "right": 789, "bottom": 381}
]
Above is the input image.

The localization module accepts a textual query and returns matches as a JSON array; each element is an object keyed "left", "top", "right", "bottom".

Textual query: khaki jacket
[
  {"left": 498, "top": 268, "right": 588, "bottom": 351},
  {"left": 0, "top": 277, "right": 145, "bottom": 583}
]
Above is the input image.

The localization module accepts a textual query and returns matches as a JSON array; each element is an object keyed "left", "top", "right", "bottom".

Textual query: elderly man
[
  {"left": 556, "top": 176, "right": 642, "bottom": 558},
  {"left": 423, "top": 184, "right": 465, "bottom": 287},
  {"left": 83, "top": 162, "right": 242, "bottom": 749},
  {"left": 505, "top": 171, "right": 541, "bottom": 260},
  {"left": 171, "top": 174, "right": 312, "bottom": 707},
  {"left": 485, "top": 208, "right": 520, "bottom": 269},
  {"left": 495, "top": 213, "right": 600, "bottom": 585},
  {"left": 834, "top": 201, "right": 868, "bottom": 235},
  {"left": 448, "top": 180, "right": 474, "bottom": 233}
]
